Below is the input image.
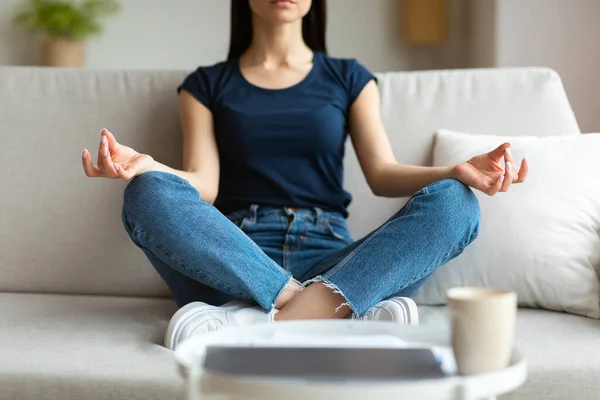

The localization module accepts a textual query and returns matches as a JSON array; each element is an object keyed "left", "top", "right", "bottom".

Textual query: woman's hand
[
  {"left": 82, "top": 129, "right": 154, "bottom": 180},
  {"left": 452, "top": 143, "right": 528, "bottom": 196}
]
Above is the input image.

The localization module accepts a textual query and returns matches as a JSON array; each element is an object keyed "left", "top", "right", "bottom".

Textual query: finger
[
  {"left": 499, "top": 172, "right": 512, "bottom": 192},
  {"left": 101, "top": 144, "right": 119, "bottom": 178},
  {"left": 504, "top": 147, "right": 518, "bottom": 182},
  {"left": 515, "top": 157, "right": 529, "bottom": 183},
  {"left": 487, "top": 142, "right": 511, "bottom": 162},
  {"left": 115, "top": 163, "right": 135, "bottom": 180},
  {"left": 499, "top": 155, "right": 515, "bottom": 193},
  {"left": 498, "top": 162, "right": 513, "bottom": 194},
  {"left": 486, "top": 174, "right": 504, "bottom": 196},
  {"left": 118, "top": 160, "right": 138, "bottom": 179},
  {"left": 81, "top": 149, "right": 104, "bottom": 177},
  {"left": 98, "top": 135, "right": 118, "bottom": 177},
  {"left": 96, "top": 134, "right": 107, "bottom": 172}
]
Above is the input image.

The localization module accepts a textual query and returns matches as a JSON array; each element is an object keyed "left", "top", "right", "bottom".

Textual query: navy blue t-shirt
[{"left": 178, "top": 51, "right": 375, "bottom": 217}]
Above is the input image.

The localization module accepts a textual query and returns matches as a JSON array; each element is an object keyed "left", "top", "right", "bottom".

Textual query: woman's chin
[
  {"left": 262, "top": 12, "right": 304, "bottom": 24},
  {"left": 250, "top": 0, "right": 311, "bottom": 24}
]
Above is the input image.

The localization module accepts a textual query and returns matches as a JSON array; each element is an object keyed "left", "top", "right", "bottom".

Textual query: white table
[{"left": 174, "top": 320, "right": 527, "bottom": 400}]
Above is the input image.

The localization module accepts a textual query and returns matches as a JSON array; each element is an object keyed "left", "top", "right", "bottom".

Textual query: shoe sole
[
  {"left": 165, "top": 302, "right": 244, "bottom": 350},
  {"left": 385, "top": 297, "right": 419, "bottom": 325},
  {"left": 369, "top": 298, "right": 419, "bottom": 325}
]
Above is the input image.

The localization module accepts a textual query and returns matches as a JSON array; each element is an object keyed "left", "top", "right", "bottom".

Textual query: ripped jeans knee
[{"left": 303, "top": 276, "right": 357, "bottom": 318}]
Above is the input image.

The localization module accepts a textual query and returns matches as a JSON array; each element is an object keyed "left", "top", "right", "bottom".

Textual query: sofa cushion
[
  {"left": 0, "top": 293, "right": 181, "bottom": 400},
  {"left": 414, "top": 130, "right": 600, "bottom": 318},
  {"left": 0, "top": 67, "right": 189, "bottom": 298},
  {"left": 420, "top": 306, "right": 600, "bottom": 400},
  {"left": 2, "top": 293, "right": 597, "bottom": 400},
  {"left": 345, "top": 68, "right": 581, "bottom": 238}
]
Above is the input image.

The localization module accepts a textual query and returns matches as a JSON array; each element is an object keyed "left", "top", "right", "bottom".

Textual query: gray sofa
[{"left": 1, "top": 66, "right": 599, "bottom": 400}]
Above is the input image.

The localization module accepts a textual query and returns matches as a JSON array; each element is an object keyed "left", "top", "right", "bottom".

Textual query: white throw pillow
[{"left": 413, "top": 130, "right": 600, "bottom": 318}]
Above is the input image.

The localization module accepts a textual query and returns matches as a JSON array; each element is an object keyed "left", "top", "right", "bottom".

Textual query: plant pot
[{"left": 41, "top": 36, "right": 85, "bottom": 67}]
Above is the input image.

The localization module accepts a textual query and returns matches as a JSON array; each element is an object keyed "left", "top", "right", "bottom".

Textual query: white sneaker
[
  {"left": 164, "top": 300, "right": 274, "bottom": 350},
  {"left": 362, "top": 297, "right": 419, "bottom": 325}
]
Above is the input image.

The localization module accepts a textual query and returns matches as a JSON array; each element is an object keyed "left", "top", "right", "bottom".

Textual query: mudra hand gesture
[
  {"left": 454, "top": 143, "right": 528, "bottom": 196},
  {"left": 82, "top": 129, "right": 154, "bottom": 180}
]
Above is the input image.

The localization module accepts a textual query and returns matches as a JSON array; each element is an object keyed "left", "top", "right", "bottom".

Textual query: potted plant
[{"left": 13, "top": 0, "right": 120, "bottom": 67}]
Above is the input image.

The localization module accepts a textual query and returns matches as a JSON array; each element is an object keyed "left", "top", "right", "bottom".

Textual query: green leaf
[{"left": 12, "top": 0, "right": 120, "bottom": 40}]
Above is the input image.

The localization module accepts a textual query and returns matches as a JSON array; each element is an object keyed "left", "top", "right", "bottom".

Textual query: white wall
[
  {"left": 87, "top": 0, "right": 228, "bottom": 70},
  {"left": 327, "top": 0, "right": 409, "bottom": 71},
  {"left": 495, "top": 0, "right": 600, "bottom": 132},
  {"left": 408, "top": 0, "right": 468, "bottom": 71},
  {"left": 0, "top": 0, "right": 39, "bottom": 65},
  {"left": 465, "top": 0, "right": 496, "bottom": 68},
  {"left": 0, "top": 0, "right": 464, "bottom": 73}
]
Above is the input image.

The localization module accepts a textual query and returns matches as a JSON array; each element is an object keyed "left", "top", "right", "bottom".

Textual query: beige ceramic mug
[{"left": 447, "top": 287, "right": 517, "bottom": 375}]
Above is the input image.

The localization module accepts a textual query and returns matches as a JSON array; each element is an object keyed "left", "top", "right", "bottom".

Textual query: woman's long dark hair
[{"left": 228, "top": 0, "right": 327, "bottom": 60}]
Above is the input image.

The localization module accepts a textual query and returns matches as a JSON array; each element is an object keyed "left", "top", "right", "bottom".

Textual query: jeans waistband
[{"left": 227, "top": 205, "right": 343, "bottom": 225}]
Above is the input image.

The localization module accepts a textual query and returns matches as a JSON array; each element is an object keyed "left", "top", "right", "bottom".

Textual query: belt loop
[
  {"left": 249, "top": 204, "right": 259, "bottom": 224},
  {"left": 314, "top": 207, "right": 325, "bottom": 226}
]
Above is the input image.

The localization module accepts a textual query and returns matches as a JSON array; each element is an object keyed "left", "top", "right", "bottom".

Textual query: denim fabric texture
[{"left": 121, "top": 171, "right": 480, "bottom": 317}]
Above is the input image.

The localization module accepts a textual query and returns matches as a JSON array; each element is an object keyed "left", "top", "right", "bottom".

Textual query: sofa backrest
[{"left": 0, "top": 67, "right": 580, "bottom": 298}]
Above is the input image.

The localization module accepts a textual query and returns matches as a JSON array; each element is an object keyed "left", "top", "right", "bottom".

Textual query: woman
[{"left": 82, "top": 0, "right": 527, "bottom": 350}]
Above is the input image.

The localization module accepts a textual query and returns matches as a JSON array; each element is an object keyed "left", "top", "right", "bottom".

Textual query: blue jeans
[{"left": 121, "top": 172, "right": 480, "bottom": 317}]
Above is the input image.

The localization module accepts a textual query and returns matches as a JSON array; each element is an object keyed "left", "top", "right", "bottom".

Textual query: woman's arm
[
  {"left": 348, "top": 81, "right": 453, "bottom": 197},
  {"left": 161, "top": 90, "right": 220, "bottom": 204},
  {"left": 82, "top": 90, "right": 220, "bottom": 204},
  {"left": 349, "top": 81, "right": 528, "bottom": 197}
]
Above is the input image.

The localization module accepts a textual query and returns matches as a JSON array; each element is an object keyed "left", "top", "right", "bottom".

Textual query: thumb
[{"left": 487, "top": 142, "right": 510, "bottom": 161}]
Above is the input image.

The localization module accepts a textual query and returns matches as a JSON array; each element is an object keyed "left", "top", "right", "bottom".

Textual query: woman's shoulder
[
  {"left": 188, "top": 59, "right": 236, "bottom": 81},
  {"left": 179, "top": 59, "right": 236, "bottom": 110},
  {"left": 316, "top": 52, "right": 376, "bottom": 100},
  {"left": 317, "top": 52, "right": 371, "bottom": 76}
]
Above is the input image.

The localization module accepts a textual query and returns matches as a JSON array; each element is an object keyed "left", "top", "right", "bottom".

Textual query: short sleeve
[
  {"left": 348, "top": 59, "right": 377, "bottom": 104},
  {"left": 177, "top": 67, "right": 213, "bottom": 110}
]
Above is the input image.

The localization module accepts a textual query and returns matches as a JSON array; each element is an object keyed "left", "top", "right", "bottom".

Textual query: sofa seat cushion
[
  {"left": 3, "top": 293, "right": 598, "bottom": 400},
  {"left": 420, "top": 306, "right": 600, "bottom": 399},
  {"left": 0, "top": 293, "right": 180, "bottom": 400}
]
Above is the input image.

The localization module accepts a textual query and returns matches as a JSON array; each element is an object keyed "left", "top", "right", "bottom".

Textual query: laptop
[{"left": 204, "top": 346, "right": 445, "bottom": 381}]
